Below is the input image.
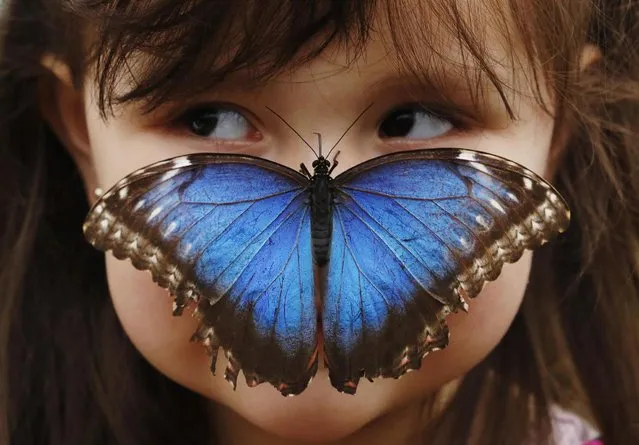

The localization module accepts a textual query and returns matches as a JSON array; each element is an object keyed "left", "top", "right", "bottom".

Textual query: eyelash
[
  {"left": 173, "top": 102, "right": 471, "bottom": 142},
  {"left": 378, "top": 103, "right": 470, "bottom": 133},
  {"left": 175, "top": 103, "right": 261, "bottom": 138}
]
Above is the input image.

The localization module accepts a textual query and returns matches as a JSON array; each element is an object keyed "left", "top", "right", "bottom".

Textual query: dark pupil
[
  {"left": 379, "top": 109, "right": 415, "bottom": 137},
  {"left": 190, "top": 112, "right": 219, "bottom": 136}
]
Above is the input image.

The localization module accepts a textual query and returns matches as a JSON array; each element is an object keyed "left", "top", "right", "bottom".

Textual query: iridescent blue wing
[
  {"left": 83, "top": 154, "right": 318, "bottom": 396},
  {"left": 325, "top": 148, "right": 570, "bottom": 393}
]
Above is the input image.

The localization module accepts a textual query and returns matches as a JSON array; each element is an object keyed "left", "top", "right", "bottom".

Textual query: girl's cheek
[
  {"left": 103, "top": 242, "right": 531, "bottom": 427},
  {"left": 445, "top": 251, "right": 532, "bottom": 357},
  {"left": 105, "top": 255, "right": 237, "bottom": 397}
]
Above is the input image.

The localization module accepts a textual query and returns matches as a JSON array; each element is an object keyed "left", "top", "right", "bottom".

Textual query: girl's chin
[
  {"left": 205, "top": 350, "right": 462, "bottom": 444},
  {"left": 212, "top": 366, "right": 419, "bottom": 443}
]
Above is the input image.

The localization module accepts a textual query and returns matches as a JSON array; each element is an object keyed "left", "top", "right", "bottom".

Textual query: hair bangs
[
  {"left": 70, "top": 0, "right": 587, "bottom": 119},
  {"left": 74, "top": 0, "right": 374, "bottom": 114}
]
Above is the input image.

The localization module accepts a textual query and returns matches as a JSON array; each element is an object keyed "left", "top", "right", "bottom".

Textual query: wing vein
[
  {"left": 181, "top": 187, "right": 304, "bottom": 206},
  {"left": 188, "top": 190, "right": 303, "bottom": 272},
  {"left": 334, "top": 206, "right": 402, "bottom": 308},
  {"left": 215, "top": 197, "right": 307, "bottom": 303},
  {"left": 250, "top": 207, "right": 309, "bottom": 308},
  {"left": 337, "top": 191, "right": 452, "bottom": 296},
  {"left": 339, "top": 185, "right": 467, "bottom": 201}
]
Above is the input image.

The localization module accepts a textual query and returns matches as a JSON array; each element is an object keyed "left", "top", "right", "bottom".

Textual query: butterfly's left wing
[
  {"left": 325, "top": 148, "right": 570, "bottom": 393},
  {"left": 83, "top": 154, "right": 318, "bottom": 396}
]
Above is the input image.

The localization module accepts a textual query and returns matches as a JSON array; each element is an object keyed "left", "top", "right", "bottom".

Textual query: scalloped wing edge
[{"left": 83, "top": 203, "right": 317, "bottom": 397}]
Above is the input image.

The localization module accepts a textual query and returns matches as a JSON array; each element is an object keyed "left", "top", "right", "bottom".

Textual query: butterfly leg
[
  {"left": 299, "top": 163, "right": 312, "bottom": 179},
  {"left": 328, "top": 150, "right": 341, "bottom": 175}
]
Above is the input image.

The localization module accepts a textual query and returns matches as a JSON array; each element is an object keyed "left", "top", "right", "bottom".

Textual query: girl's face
[{"left": 54, "top": 5, "right": 557, "bottom": 443}]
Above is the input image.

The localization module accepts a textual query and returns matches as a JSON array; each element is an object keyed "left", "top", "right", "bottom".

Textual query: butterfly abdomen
[{"left": 310, "top": 174, "right": 333, "bottom": 267}]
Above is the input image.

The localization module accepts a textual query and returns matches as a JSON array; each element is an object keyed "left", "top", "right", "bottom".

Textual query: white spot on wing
[
  {"left": 469, "top": 161, "right": 490, "bottom": 174},
  {"left": 165, "top": 221, "right": 178, "bottom": 236},
  {"left": 489, "top": 198, "right": 505, "bottom": 213},
  {"left": 127, "top": 238, "right": 138, "bottom": 249},
  {"left": 148, "top": 206, "right": 163, "bottom": 221},
  {"left": 456, "top": 151, "right": 478, "bottom": 161},
  {"left": 118, "top": 186, "right": 129, "bottom": 200},
  {"left": 475, "top": 214, "right": 488, "bottom": 228},
  {"left": 523, "top": 177, "right": 534, "bottom": 190},
  {"left": 133, "top": 199, "right": 146, "bottom": 212},
  {"left": 547, "top": 191, "right": 559, "bottom": 204},
  {"left": 161, "top": 170, "right": 181, "bottom": 182},
  {"left": 172, "top": 157, "right": 193, "bottom": 168},
  {"left": 531, "top": 218, "right": 543, "bottom": 232}
]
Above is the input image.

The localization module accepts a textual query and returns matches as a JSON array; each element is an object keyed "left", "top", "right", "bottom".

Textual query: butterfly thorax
[{"left": 310, "top": 157, "right": 333, "bottom": 267}]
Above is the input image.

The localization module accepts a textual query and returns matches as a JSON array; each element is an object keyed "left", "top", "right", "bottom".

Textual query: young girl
[{"left": 0, "top": 0, "right": 637, "bottom": 444}]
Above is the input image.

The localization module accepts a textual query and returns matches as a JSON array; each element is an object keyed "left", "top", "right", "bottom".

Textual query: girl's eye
[
  {"left": 184, "top": 107, "right": 259, "bottom": 140},
  {"left": 379, "top": 107, "right": 454, "bottom": 140}
]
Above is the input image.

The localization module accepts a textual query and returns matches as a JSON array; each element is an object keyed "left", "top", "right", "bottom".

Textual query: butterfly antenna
[
  {"left": 325, "top": 103, "right": 374, "bottom": 159},
  {"left": 266, "top": 106, "right": 319, "bottom": 158}
]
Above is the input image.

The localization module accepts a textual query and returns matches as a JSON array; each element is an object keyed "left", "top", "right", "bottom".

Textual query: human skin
[{"left": 41, "top": 4, "right": 572, "bottom": 444}]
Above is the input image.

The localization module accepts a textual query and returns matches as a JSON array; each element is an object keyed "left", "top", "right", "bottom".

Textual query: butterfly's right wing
[
  {"left": 83, "top": 154, "right": 318, "bottom": 396},
  {"left": 324, "top": 148, "right": 570, "bottom": 393}
]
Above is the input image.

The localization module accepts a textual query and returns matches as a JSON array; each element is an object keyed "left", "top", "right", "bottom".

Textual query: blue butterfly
[{"left": 83, "top": 145, "right": 569, "bottom": 396}]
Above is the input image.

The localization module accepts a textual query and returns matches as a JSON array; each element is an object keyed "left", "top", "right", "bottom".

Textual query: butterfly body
[
  {"left": 307, "top": 156, "right": 335, "bottom": 267},
  {"left": 83, "top": 148, "right": 570, "bottom": 396}
]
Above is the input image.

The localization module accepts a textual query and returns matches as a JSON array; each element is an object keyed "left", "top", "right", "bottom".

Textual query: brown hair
[{"left": 0, "top": 1, "right": 637, "bottom": 444}]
